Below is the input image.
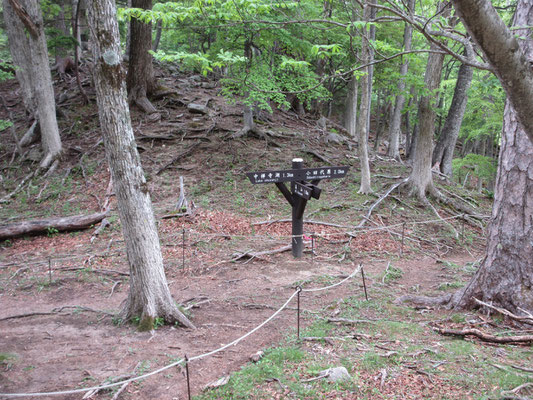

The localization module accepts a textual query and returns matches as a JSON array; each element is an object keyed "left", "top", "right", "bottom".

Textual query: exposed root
[{"left": 394, "top": 293, "right": 456, "bottom": 308}]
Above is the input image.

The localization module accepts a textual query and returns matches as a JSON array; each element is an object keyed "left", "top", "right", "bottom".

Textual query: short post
[
  {"left": 184, "top": 355, "right": 191, "bottom": 400},
  {"left": 461, "top": 214, "right": 465, "bottom": 242},
  {"left": 311, "top": 233, "right": 315, "bottom": 263},
  {"left": 182, "top": 228, "right": 186, "bottom": 269},
  {"left": 296, "top": 286, "right": 302, "bottom": 340},
  {"left": 361, "top": 265, "right": 369, "bottom": 301},
  {"left": 291, "top": 158, "right": 304, "bottom": 258}
]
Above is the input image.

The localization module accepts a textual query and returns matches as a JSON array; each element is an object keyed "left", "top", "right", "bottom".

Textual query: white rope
[
  {"left": 301, "top": 264, "right": 362, "bottom": 292},
  {"left": 0, "top": 290, "right": 299, "bottom": 398}
]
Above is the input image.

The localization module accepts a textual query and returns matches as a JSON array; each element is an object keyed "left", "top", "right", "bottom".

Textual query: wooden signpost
[{"left": 247, "top": 158, "right": 349, "bottom": 258}]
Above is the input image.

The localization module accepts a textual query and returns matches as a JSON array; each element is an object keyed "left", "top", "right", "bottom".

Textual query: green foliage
[
  {"left": 459, "top": 71, "right": 504, "bottom": 145},
  {"left": 452, "top": 154, "right": 497, "bottom": 187}
]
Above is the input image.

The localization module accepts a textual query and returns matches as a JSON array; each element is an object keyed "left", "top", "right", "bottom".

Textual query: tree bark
[
  {"left": 406, "top": 2, "right": 449, "bottom": 199},
  {"left": 388, "top": 0, "right": 414, "bottom": 159},
  {"left": 432, "top": 53, "right": 473, "bottom": 176},
  {"left": 152, "top": 19, "right": 162, "bottom": 52},
  {"left": 452, "top": 0, "right": 533, "bottom": 142},
  {"left": 126, "top": 0, "right": 160, "bottom": 119},
  {"left": 452, "top": 0, "right": 533, "bottom": 313},
  {"left": 8, "top": 0, "right": 63, "bottom": 168},
  {"left": 86, "top": 0, "right": 193, "bottom": 330},
  {"left": 345, "top": 76, "right": 358, "bottom": 138},
  {"left": 356, "top": 1, "right": 372, "bottom": 194},
  {"left": 3, "top": 0, "right": 35, "bottom": 114}
]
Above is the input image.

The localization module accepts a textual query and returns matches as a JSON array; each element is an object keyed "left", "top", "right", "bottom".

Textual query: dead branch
[
  {"left": 327, "top": 318, "right": 377, "bottom": 324},
  {"left": 155, "top": 142, "right": 201, "bottom": 175},
  {"left": 474, "top": 298, "right": 533, "bottom": 326},
  {"left": 231, "top": 245, "right": 291, "bottom": 262},
  {"left": 252, "top": 218, "right": 352, "bottom": 229},
  {"left": 0, "top": 170, "right": 36, "bottom": 204},
  {"left": 58, "top": 266, "right": 129, "bottom": 276},
  {"left": 425, "top": 198, "right": 459, "bottom": 239},
  {"left": 90, "top": 218, "right": 110, "bottom": 243},
  {"left": 434, "top": 327, "right": 533, "bottom": 344},
  {"left": 0, "top": 211, "right": 108, "bottom": 240},
  {"left": 501, "top": 382, "right": 533, "bottom": 399},
  {"left": 352, "top": 178, "right": 409, "bottom": 229}
]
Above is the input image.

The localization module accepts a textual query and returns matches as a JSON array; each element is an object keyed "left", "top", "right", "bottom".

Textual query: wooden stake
[
  {"left": 185, "top": 355, "right": 191, "bottom": 400},
  {"left": 361, "top": 266, "right": 369, "bottom": 301}
]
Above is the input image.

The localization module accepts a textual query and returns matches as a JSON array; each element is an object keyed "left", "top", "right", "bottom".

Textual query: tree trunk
[
  {"left": 450, "top": 0, "right": 533, "bottom": 313},
  {"left": 86, "top": 0, "right": 193, "bottom": 330},
  {"left": 406, "top": 2, "right": 449, "bottom": 199},
  {"left": 365, "top": 0, "right": 377, "bottom": 140},
  {"left": 388, "top": 0, "right": 414, "bottom": 159},
  {"left": 387, "top": 0, "right": 415, "bottom": 160},
  {"left": 356, "top": 1, "right": 372, "bottom": 194},
  {"left": 53, "top": 0, "right": 69, "bottom": 63},
  {"left": 452, "top": 0, "right": 533, "bottom": 142},
  {"left": 3, "top": 0, "right": 35, "bottom": 115},
  {"left": 432, "top": 55, "right": 473, "bottom": 176},
  {"left": 152, "top": 19, "right": 163, "bottom": 52},
  {"left": 345, "top": 76, "right": 358, "bottom": 138},
  {"left": 8, "top": 0, "right": 63, "bottom": 168},
  {"left": 126, "top": 0, "right": 160, "bottom": 119}
]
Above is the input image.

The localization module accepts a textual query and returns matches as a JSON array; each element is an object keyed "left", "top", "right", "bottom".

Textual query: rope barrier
[
  {"left": 301, "top": 264, "right": 361, "bottom": 292},
  {"left": 0, "top": 265, "right": 361, "bottom": 398}
]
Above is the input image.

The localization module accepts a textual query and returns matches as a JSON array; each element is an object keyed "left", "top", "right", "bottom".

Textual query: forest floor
[{"left": 0, "top": 68, "right": 532, "bottom": 400}]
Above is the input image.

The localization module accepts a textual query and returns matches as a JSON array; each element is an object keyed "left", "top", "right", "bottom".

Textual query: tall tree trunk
[
  {"left": 452, "top": 0, "right": 533, "bottom": 142},
  {"left": 7, "top": 0, "right": 63, "bottom": 167},
  {"left": 71, "top": 0, "right": 83, "bottom": 61},
  {"left": 86, "top": 0, "right": 193, "bottom": 330},
  {"left": 2, "top": 0, "right": 35, "bottom": 114},
  {"left": 357, "top": 1, "right": 372, "bottom": 194},
  {"left": 432, "top": 54, "right": 473, "bottom": 176},
  {"left": 23, "top": 0, "right": 62, "bottom": 168},
  {"left": 406, "top": 3, "right": 449, "bottom": 199},
  {"left": 365, "top": 0, "right": 376, "bottom": 139},
  {"left": 126, "top": 0, "right": 160, "bottom": 120},
  {"left": 152, "top": 19, "right": 162, "bottom": 52},
  {"left": 345, "top": 77, "right": 358, "bottom": 138},
  {"left": 387, "top": 0, "right": 414, "bottom": 159},
  {"left": 53, "top": 0, "right": 69, "bottom": 64},
  {"left": 449, "top": 0, "right": 533, "bottom": 313}
]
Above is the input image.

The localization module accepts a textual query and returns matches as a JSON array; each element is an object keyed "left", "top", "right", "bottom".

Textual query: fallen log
[
  {"left": 0, "top": 211, "right": 108, "bottom": 240},
  {"left": 434, "top": 327, "right": 533, "bottom": 344}
]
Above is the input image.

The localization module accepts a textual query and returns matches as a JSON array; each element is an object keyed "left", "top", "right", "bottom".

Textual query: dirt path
[{"left": 0, "top": 246, "right": 477, "bottom": 400}]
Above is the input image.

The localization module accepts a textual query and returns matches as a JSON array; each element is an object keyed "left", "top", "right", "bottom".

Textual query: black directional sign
[
  {"left": 301, "top": 166, "right": 349, "bottom": 181},
  {"left": 246, "top": 159, "right": 350, "bottom": 259},
  {"left": 293, "top": 182, "right": 312, "bottom": 200},
  {"left": 246, "top": 169, "right": 299, "bottom": 184},
  {"left": 246, "top": 166, "right": 349, "bottom": 185}
]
